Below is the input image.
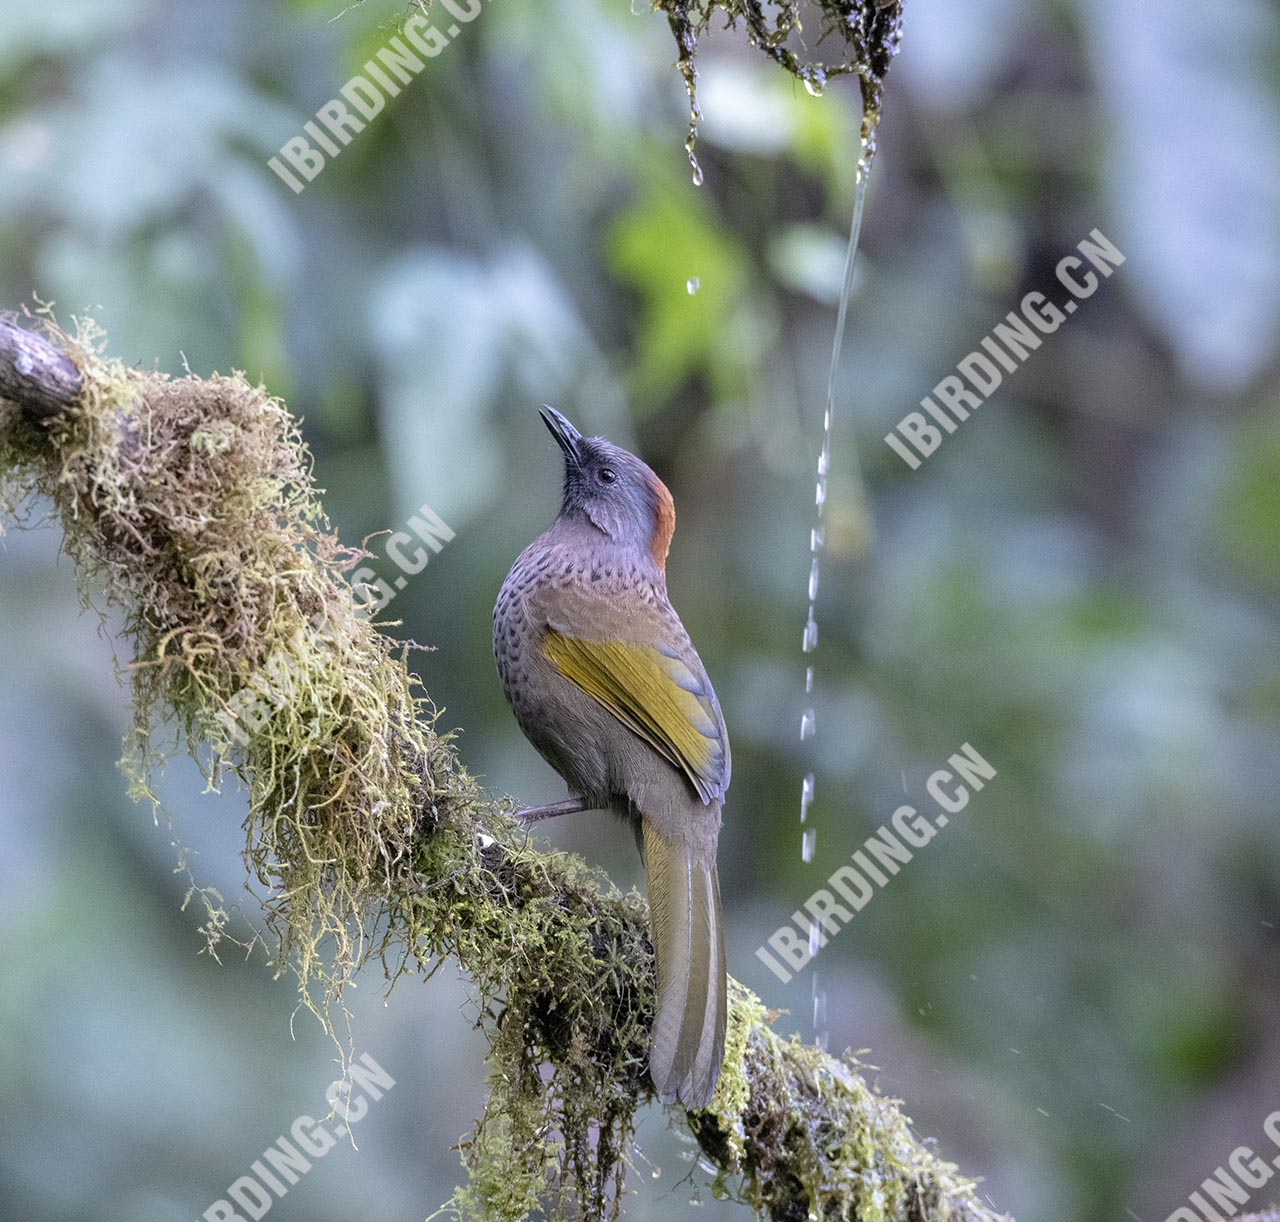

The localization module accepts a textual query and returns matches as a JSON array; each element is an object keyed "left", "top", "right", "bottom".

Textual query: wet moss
[
  {"left": 652, "top": 0, "right": 905, "bottom": 176},
  {"left": 692, "top": 989, "right": 1004, "bottom": 1222}
]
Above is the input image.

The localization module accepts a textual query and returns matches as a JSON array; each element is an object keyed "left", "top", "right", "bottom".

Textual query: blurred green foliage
[
  {"left": 607, "top": 183, "right": 755, "bottom": 404},
  {"left": 1, "top": 1, "right": 1279, "bottom": 1220}
]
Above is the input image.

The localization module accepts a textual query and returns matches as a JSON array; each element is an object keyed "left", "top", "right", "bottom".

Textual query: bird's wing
[{"left": 539, "top": 619, "right": 729, "bottom": 805}]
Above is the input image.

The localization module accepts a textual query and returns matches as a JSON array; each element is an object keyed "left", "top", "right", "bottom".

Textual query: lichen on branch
[{"left": 0, "top": 316, "right": 1003, "bottom": 1222}]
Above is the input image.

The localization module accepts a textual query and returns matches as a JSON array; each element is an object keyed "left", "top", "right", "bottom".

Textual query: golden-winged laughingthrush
[{"left": 493, "top": 407, "right": 729, "bottom": 1108}]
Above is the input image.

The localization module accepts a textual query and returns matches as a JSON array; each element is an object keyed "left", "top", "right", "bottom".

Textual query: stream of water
[{"left": 801, "top": 134, "right": 875, "bottom": 1053}]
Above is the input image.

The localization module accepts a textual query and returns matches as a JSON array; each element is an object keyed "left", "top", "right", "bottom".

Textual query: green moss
[
  {"left": 703, "top": 982, "right": 769, "bottom": 1166},
  {"left": 682, "top": 980, "right": 1003, "bottom": 1221},
  {"left": 402, "top": 811, "right": 654, "bottom": 1220},
  {"left": 0, "top": 316, "right": 440, "bottom": 1017},
  {"left": 703, "top": 1022, "right": 999, "bottom": 1222}
]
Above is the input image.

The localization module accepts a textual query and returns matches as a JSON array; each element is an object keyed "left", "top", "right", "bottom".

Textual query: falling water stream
[
  {"left": 800, "top": 129, "right": 877, "bottom": 1053},
  {"left": 668, "top": 8, "right": 890, "bottom": 1053}
]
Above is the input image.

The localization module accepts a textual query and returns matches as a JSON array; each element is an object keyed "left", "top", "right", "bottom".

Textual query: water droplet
[
  {"left": 802, "top": 610, "right": 818, "bottom": 653},
  {"left": 686, "top": 276, "right": 700, "bottom": 295},
  {"left": 805, "top": 665, "right": 813, "bottom": 693},
  {"left": 807, "top": 917, "right": 821, "bottom": 955},
  {"left": 812, "top": 978, "right": 828, "bottom": 1029},
  {"left": 815, "top": 476, "right": 827, "bottom": 508},
  {"left": 800, "top": 772, "right": 814, "bottom": 822},
  {"left": 801, "top": 827, "right": 816, "bottom": 863},
  {"left": 808, "top": 559, "right": 820, "bottom": 601},
  {"left": 817, "top": 449, "right": 829, "bottom": 477},
  {"left": 689, "top": 155, "right": 704, "bottom": 187},
  {"left": 810, "top": 525, "right": 824, "bottom": 553},
  {"left": 651, "top": 1166, "right": 662, "bottom": 1179},
  {"left": 800, "top": 708, "right": 815, "bottom": 740},
  {"left": 803, "top": 70, "right": 826, "bottom": 97}
]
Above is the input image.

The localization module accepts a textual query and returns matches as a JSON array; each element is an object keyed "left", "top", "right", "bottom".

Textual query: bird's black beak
[{"left": 540, "top": 405, "right": 583, "bottom": 468}]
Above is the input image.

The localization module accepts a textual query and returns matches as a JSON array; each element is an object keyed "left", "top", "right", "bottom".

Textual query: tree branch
[
  {"left": 2, "top": 316, "right": 1245, "bottom": 1222},
  {"left": 0, "top": 316, "right": 84, "bottom": 419}
]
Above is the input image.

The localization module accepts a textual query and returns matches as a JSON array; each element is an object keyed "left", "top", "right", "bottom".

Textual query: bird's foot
[{"left": 511, "top": 796, "right": 591, "bottom": 825}]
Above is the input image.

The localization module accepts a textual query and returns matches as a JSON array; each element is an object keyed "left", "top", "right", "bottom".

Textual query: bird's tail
[{"left": 642, "top": 819, "right": 727, "bottom": 1109}]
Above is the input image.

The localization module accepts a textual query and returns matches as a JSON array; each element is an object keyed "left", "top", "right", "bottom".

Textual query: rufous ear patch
[{"left": 649, "top": 473, "right": 675, "bottom": 568}]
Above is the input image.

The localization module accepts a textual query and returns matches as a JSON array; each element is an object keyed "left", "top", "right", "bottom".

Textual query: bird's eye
[{"left": 597, "top": 467, "right": 618, "bottom": 485}]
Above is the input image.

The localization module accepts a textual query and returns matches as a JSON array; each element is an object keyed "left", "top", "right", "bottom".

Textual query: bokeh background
[{"left": 2, "top": 1, "right": 1279, "bottom": 1219}]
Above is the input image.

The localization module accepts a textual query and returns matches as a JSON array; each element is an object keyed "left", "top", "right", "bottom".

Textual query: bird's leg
[{"left": 511, "top": 796, "right": 592, "bottom": 825}]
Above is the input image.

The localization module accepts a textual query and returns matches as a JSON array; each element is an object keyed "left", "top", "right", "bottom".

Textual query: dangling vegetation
[{"left": 652, "top": 0, "right": 903, "bottom": 174}]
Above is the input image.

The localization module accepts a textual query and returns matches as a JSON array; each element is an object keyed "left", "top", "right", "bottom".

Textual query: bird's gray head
[{"left": 540, "top": 406, "right": 675, "bottom": 569}]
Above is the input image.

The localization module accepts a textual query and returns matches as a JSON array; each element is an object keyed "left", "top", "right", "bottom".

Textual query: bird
[{"left": 493, "top": 406, "right": 729, "bottom": 1109}]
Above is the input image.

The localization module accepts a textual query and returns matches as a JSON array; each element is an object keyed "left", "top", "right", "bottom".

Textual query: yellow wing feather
[{"left": 541, "top": 628, "right": 726, "bottom": 803}]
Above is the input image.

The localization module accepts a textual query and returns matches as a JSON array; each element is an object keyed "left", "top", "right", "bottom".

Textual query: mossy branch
[{"left": 0, "top": 315, "right": 995, "bottom": 1220}]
